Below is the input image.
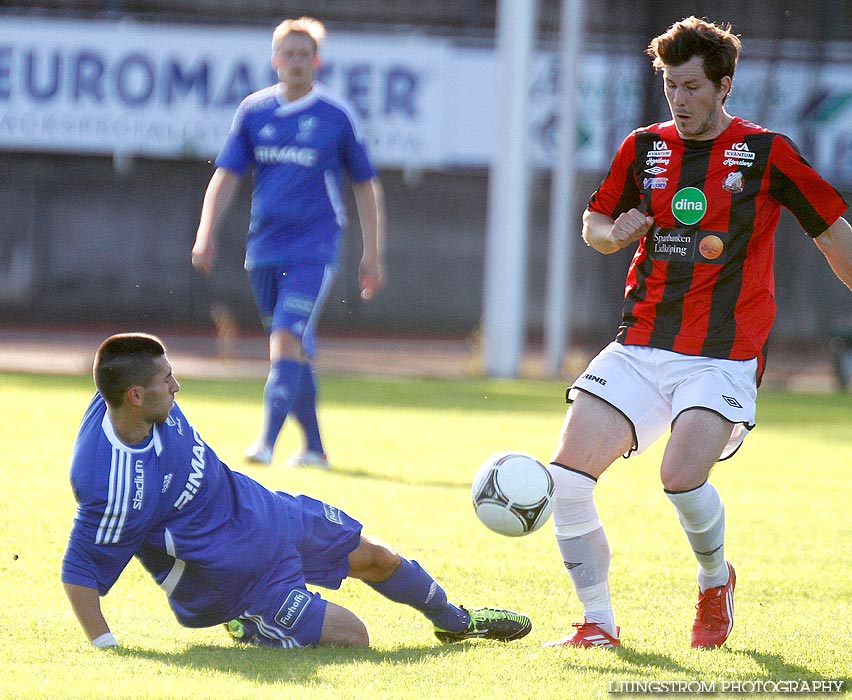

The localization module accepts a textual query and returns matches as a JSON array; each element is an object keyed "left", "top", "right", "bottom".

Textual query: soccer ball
[{"left": 471, "top": 452, "right": 554, "bottom": 537}]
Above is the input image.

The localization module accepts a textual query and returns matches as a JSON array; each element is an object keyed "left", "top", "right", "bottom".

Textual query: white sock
[
  {"left": 550, "top": 464, "right": 617, "bottom": 637},
  {"left": 666, "top": 481, "right": 728, "bottom": 591}
]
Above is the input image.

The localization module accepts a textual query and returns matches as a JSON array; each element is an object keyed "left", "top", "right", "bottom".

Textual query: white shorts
[{"left": 568, "top": 342, "right": 758, "bottom": 460}]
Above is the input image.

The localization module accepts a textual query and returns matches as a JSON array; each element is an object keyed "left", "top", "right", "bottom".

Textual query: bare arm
[
  {"left": 814, "top": 216, "right": 852, "bottom": 291},
  {"left": 191, "top": 168, "right": 241, "bottom": 275},
  {"left": 582, "top": 207, "right": 654, "bottom": 255},
  {"left": 352, "top": 177, "right": 386, "bottom": 300},
  {"left": 64, "top": 582, "right": 115, "bottom": 647}
]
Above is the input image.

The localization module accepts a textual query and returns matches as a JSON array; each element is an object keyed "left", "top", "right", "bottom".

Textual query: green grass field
[{"left": 1, "top": 371, "right": 850, "bottom": 699}]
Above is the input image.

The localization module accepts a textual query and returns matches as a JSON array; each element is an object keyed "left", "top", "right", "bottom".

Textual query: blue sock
[
  {"left": 291, "top": 363, "right": 325, "bottom": 454},
  {"left": 261, "top": 359, "right": 302, "bottom": 448},
  {"left": 365, "top": 558, "right": 470, "bottom": 632}
]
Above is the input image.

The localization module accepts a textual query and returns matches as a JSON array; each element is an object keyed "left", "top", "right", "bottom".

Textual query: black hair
[{"left": 93, "top": 333, "right": 166, "bottom": 406}]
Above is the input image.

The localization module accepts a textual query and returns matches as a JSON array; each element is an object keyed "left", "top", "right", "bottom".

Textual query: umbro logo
[
  {"left": 564, "top": 561, "right": 581, "bottom": 570},
  {"left": 722, "top": 395, "right": 743, "bottom": 408},
  {"left": 645, "top": 166, "right": 667, "bottom": 175}
]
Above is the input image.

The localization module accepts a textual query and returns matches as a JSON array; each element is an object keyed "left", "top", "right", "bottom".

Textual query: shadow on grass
[
  {"left": 612, "top": 646, "right": 697, "bottom": 675},
  {"left": 741, "top": 648, "right": 850, "bottom": 684},
  {"left": 595, "top": 646, "right": 850, "bottom": 685},
  {"left": 327, "top": 464, "right": 465, "bottom": 490},
  {"left": 114, "top": 641, "right": 471, "bottom": 684},
  {"left": 187, "top": 374, "right": 564, "bottom": 414}
]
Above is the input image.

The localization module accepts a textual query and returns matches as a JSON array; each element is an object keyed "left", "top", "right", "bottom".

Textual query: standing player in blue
[
  {"left": 61, "top": 334, "right": 532, "bottom": 649},
  {"left": 192, "top": 17, "right": 385, "bottom": 468}
]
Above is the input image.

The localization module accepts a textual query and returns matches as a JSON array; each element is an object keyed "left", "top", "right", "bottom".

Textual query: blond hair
[{"left": 272, "top": 17, "right": 326, "bottom": 54}]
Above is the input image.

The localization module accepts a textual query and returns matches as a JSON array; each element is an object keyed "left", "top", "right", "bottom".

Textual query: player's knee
[
  {"left": 660, "top": 461, "right": 710, "bottom": 492},
  {"left": 270, "top": 329, "right": 303, "bottom": 360},
  {"left": 319, "top": 603, "right": 370, "bottom": 647}
]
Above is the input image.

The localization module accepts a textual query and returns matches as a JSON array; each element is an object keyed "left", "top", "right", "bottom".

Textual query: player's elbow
[{"left": 582, "top": 210, "right": 620, "bottom": 254}]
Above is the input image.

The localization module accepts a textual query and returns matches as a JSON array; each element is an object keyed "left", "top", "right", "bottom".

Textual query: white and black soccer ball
[{"left": 471, "top": 452, "right": 554, "bottom": 537}]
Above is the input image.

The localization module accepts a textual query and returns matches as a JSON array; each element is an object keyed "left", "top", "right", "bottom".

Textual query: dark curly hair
[{"left": 647, "top": 16, "right": 741, "bottom": 99}]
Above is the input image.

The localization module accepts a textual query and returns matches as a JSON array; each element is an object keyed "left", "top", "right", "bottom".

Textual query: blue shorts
[
  {"left": 248, "top": 262, "right": 337, "bottom": 358},
  {"left": 231, "top": 494, "right": 362, "bottom": 648}
]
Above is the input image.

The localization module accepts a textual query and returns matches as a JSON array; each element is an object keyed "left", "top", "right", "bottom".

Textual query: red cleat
[
  {"left": 543, "top": 621, "right": 621, "bottom": 649},
  {"left": 692, "top": 562, "right": 736, "bottom": 649}
]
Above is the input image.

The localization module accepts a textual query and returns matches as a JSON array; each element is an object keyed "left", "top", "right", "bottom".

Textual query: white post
[
  {"left": 544, "top": 0, "right": 585, "bottom": 377},
  {"left": 482, "top": 0, "right": 538, "bottom": 378}
]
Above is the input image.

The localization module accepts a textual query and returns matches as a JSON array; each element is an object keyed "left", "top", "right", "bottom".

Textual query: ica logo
[{"left": 671, "top": 187, "right": 707, "bottom": 226}]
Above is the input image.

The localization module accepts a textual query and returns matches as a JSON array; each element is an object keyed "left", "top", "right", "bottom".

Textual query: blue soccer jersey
[
  {"left": 216, "top": 83, "right": 377, "bottom": 270},
  {"left": 61, "top": 394, "right": 358, "bottom": 628}
]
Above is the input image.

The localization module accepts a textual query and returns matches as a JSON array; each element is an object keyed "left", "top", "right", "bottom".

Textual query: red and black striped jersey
[{"left": 588, "top": 116, "right": 848, "bottom": 378}]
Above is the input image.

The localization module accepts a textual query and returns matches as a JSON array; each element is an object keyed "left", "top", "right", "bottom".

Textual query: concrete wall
[{"left": 1, "top": 151, "right": 849, "bottom": 348}]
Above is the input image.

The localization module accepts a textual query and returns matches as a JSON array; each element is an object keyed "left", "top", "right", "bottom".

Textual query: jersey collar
[
  {"left": 274, "top": 84, "right": 320, "bottom": 116},
  {"left": 101, "top": 413, "right": 164, "bottom": 455}
]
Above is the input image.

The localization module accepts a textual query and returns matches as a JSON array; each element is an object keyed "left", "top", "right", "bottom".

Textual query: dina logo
[{"left": 671, "top": 187, "right": 707, "bottom": 226}]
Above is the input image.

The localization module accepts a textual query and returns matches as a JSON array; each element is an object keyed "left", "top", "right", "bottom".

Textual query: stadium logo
[
  {"left": 133, "top": 460, "right": 145, "bottom": 510},
  {"left": 671, "top": 187, "right": 707, "bottom": 226},
  {"left": 275, "top": 590, "right": 312, "bottom": 630}
]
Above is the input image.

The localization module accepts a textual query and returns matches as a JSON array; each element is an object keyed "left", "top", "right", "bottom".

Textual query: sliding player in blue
[
  {"left": 62, "top": 334, "right": 531, "bottom": 649},
  {"left": 192, "top": 16, "right": 386, "bottom": 468}
]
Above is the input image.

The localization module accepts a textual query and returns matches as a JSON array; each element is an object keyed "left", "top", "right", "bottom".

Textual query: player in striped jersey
[
  {"left": 544, "top": 17, "right": 852, "bottom": 650},
  {"left": 192, "top": 17, "right": 386, "bottom": 469},
  {"left": 61, "top": 334, "right": 532, "bottom": 649}
]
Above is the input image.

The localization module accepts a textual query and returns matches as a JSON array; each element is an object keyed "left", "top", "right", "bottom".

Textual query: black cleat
[{"left": 434, "top": 607, "right": 532, "bottom": 643}]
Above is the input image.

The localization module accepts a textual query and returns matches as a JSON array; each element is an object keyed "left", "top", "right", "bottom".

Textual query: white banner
[
  {"left": 0, "top": 17, "right": 448, "bottom": 167},
  {"left": 1, "top": 18, "right": 851, "bottom": 185}
]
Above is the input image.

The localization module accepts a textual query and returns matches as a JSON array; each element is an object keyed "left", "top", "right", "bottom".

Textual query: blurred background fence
[{"left": 1, "top": 0, "right": 850, "bottom": 355}]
